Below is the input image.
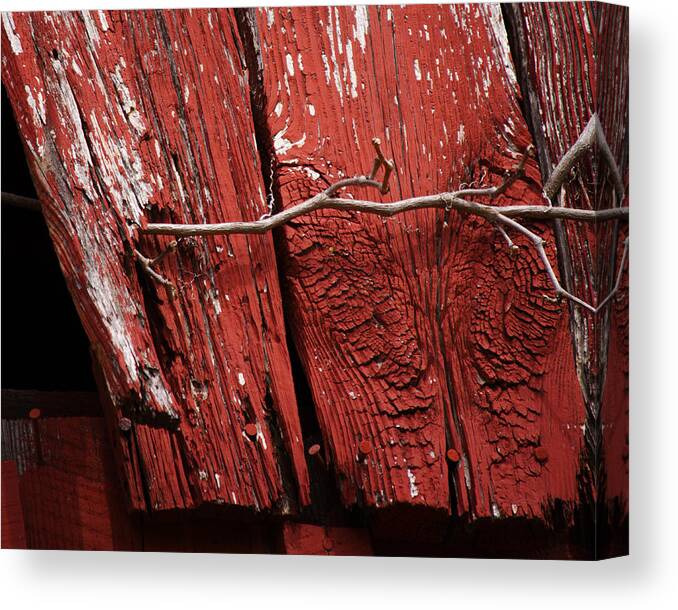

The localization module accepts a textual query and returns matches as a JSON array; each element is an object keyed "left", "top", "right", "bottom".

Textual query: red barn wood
[
  {"left": 1, "top": 9, "right": 310, "bottom": 513},
  {"left": 504, "top": 2, "right": 629, "bottom": 532},
  {"left": 1, "top": 3, "right": 628, "bottom": 558},
  {"left": 251, "top": 4, "right": 585, "bottom": 526},
  {"left": 1, "top": 461, "right": 27, "bottom": 549},
  {"left": 1, "top": 417, "right": 138, "bottom": 550}
]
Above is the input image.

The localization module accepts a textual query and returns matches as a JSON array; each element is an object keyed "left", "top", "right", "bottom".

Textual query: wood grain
[
  {"left": 252, "top": 4, "right": 585, "bottom": 521},
  {"left": 1, "top": 417, "right": 139, "bottom": 550},
  {"left": 1, "top": 461, "right": 27, "bottom": 549},
  {"left": 504, "top": 2, "right": 629, "bottom": 519},
  {"left": 2, "top": 10, "right": 310, "bottom": 512}
]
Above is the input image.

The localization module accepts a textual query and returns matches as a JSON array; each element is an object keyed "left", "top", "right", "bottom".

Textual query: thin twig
[
  {"left": 594, "top": 237, "right": 629, "bottom": 311},
  {"left": 142, "top": 195, "right": 628, "bottom": 236},
  {"left": 139, "top": 130, "right": 629, "bottom": 313},
  {"left": 149, "top": 240, "right": 178, "bottom": 267},
  {"left": 494, "top": 223, "right": 519, "bottom": 255},
  {"left": 2, "top": 191, "right": 42, "bottom": 212},
  {"left": 370, "top": 137, "right": 396, "bottom": 194},
  {"left": 134, "top": 249, "right": 177, "bottom": 299},
  {"left": 543, "top": 114, "right": 625, "bottom": 201},
  {"left": 455, "top": 144, "right": 534, "bottom": 200}
]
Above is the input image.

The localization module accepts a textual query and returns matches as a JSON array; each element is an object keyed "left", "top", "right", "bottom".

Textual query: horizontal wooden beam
[
  {"left": 1, "top": 191, "right": 41, "bottom": 212},
  {"left": 1, "top": 389, "right": 101, "bottom": 419}
]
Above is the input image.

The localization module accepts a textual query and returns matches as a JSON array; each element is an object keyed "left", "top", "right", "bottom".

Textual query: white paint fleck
[
  {"left": 456, "top": 123, "right": 465, "bottom": 144},
  {"left": 307, "top": 103, "right": 316, "bottom": 116},
  {"left": 273, "top": 124, "right": 306, "bottom": 156},
  {"left": 285, "top": 53, "right": 295, "bottom": 76},
  {"left": 353, "top": 5, "right": 369, "bottom": 52},
  {"left": 407, "top": 469, "right": 419, "bottom": 498},
  {"left": 24, "top": 85, "right": 46, "bottom": 125},
  {"left": 238, "top": 372, "right": 246, "bottom": 386},
  {"left": 413, "top": 59, "right": 422, "bottom": 81},
  {"left": 274, "top": 102, "right": 283, "bottom": 117},
  {"left": 98, "top": 10, "right": 109, "bottom": 31},
  {"left": 345, "top": 41, "right": 358, "bottom": 98},
  {"left": 111, "top": 63, "right": 146, "bottom": 135},
  {"left": 485, "top": 3, "right": 517, "bottom": 87},
  {"left": 2, "top": 13, "right": 23, "bottom": 54},
  {"left": 303, "top": 167, "right": 321, "bottom": 181},
  {"left": 320, "top": 52, "right": 331, "bottom": 85},
  {"left": 326, "top": 8, "right": 344, "bottom": 102},
  {"left": 82, "top": 12, "right": 101, "bottom": 45}
]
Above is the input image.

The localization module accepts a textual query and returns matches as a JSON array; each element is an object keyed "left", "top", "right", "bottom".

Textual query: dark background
[{"left": 2, "top": 87, "right": 95, "bottom": 391}]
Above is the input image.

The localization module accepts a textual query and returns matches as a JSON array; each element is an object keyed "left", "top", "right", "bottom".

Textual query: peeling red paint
[
  {"left": 1, "top": 9, "right": 309, "bottom": 513},
  {"left": 1, "top": 418, "right": 138, "bottom": 550},
  {"left": 281, "top": 522, "right": 373, "bottom": 556},
  {"left": 1, "top": 461, "right": 27, "bottom": 549},
  {"left": 254, "top": 4, "right": 585, "bottom": 521},
  {"left": 506, "top": 2, "right": 629, "bottom": 516},
  {"left": 1, "top": 3, "right": 627, "bottom": 546}
]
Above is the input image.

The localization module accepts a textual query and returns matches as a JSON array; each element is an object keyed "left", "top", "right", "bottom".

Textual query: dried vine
[
  {"left": 137, "top": 115, "right": 628, "bottom": 313},
  {"left": 2, "top": 117, "right": 627, "bottom": 313}
]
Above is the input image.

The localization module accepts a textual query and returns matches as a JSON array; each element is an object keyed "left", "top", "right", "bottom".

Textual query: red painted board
[
  {"left": 254, "top": 4, "right": 585, "bottom": 521},
  {"left": 1, "top": 461, "right": 27, "bottom": 549},
  {"left": 2, "top": 9, "right": 310, "bottom": 512},
  {"left": 505, "top": 2, "right": 629, "bottom": 513},
  {"left": 281, "top": 522, "right": 373, "bottom": 556},
  {"left": 1, "top": 418, "right": 139, "bottom": 550}
]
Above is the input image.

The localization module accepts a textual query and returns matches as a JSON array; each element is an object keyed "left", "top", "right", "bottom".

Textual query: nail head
[
  {"left": 28, "top": 408, "right": 41, "bottom": 420},
  {"left": 307, "top": 443, "right": 321, "bottom": 456},
  {"left": 446, "top": 448, "right": 461, "bottom": 463},
  {"left": 244, "top": 423, "right": 258, "bottom": 439},
  {"left": 118, "top": 417, "right": 132, "bottom": 432},
  {"left": 534, "top": 446, "right": 549, "bottom": 463},
  {"left": 358, "top": 440, "right": 372, "bottom": 457}
]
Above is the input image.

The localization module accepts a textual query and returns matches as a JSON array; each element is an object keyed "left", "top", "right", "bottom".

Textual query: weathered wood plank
[
  {"left": 504, "top": 2, "right": 629, "bottom": 521},
  {"left": 1, "top": 460, "right": 27, "bottom": 549},
  {"left": 1, "top": 389, "right": 101, "bottom": 419},
  {"left": 253, "top": 4, "right": 585, "bottom": 522},
  {"left": 280, "top": 522, "right": 373, "bottom": 556},
  {"left": 2, "top": 9, "right": 310, "bottom": 512},
  {"left": 1, "top": 417, "right": 139, "bottom": 550},
  {"left": 596, "top": 4, "right": 629, "bottom": 520}
]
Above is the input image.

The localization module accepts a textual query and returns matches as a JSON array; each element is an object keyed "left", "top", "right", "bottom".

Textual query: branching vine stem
[
  {"left": 1, "top": 117, "right": 627, "bottom": 313},
  {"left": 138, "top": 123, "right": 628, "bottom": 313}
]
